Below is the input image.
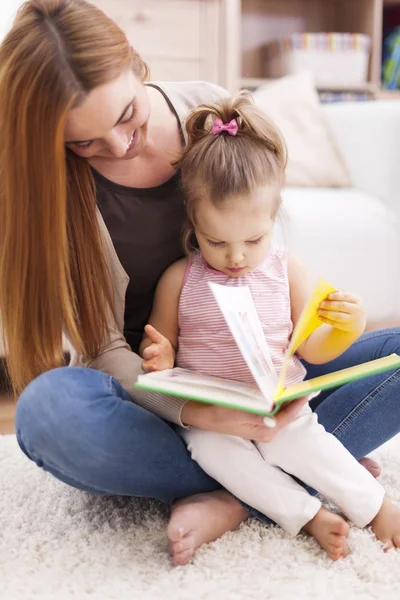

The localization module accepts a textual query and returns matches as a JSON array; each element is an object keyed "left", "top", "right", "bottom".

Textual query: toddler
[{"left": 140, "top": 93, "right": 400, "bottom": 560}]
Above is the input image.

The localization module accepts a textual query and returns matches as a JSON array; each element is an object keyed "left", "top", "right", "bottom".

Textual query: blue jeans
[{"left": 15, "top": 329, "right": 400, "bottom": 515}]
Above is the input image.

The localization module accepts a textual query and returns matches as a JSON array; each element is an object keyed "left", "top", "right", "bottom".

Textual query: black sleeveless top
[{"left": 95, "top": 85, "right": 186, "bottom": 353}]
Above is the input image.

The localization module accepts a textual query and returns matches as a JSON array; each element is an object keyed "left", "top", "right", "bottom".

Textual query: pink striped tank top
[{"left": 176, "top": 248, "right": 306, "bottom": 386}]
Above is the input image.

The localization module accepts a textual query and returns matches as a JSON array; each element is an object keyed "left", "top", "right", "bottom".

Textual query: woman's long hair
[{"left": 0, "top": 0, "right": 148, "bottom": 395}]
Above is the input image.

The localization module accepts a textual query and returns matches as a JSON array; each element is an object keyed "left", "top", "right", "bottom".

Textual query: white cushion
[
  {"left": 280, "top": 187, "right": 400, "bottom": 321},
  {"left": 253, "top": 72, "right": 350, "bottom": 188}
]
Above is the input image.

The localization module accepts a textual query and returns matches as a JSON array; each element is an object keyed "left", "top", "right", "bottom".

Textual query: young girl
[{"left": 140, "top": 93, "right": 400, "bottom": 560}]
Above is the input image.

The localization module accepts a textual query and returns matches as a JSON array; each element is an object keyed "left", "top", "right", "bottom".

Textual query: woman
[{"left": 1, "top": 0, "right": 399, "bottom": 566}]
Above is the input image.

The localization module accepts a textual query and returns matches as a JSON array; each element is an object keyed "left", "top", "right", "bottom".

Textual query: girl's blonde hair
[
  {"left": 177, "top": 92, "right": 287, "bottom": 253},
  {"left": 0, "top": 0, "right": 148, "bottom": 395}
]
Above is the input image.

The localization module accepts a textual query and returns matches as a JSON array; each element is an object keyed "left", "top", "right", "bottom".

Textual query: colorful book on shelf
[{"left": 135, "top": 279, "right": 400, "bottom": 416}]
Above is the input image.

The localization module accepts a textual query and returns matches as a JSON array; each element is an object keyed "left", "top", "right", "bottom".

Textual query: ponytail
[{"left": 178, "top": 91, "right": 287, "bottom": 253}]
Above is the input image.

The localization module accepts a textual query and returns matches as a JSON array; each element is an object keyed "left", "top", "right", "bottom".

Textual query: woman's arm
[
  {"left": 288, "top": 253, "right": 366, "bottom": 364},
  {"left": 82, "top": 324, "right": 188, "bottom": 424},
  {"left": 181, "top": 395, "right": 309, "bottom": 441},
  {"left": 85, "top": 325, "right": 302, "bottom": 440}
]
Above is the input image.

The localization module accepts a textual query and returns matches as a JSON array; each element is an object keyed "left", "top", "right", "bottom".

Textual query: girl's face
[
  {"left": 64, "top": 69, "right": 150, "bottom": 161},
  {"left": 194, "top": 185, "right": 280, "bottom": 278}
]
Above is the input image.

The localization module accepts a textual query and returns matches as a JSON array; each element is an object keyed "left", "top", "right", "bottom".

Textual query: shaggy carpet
[{"left": 1, "top": 434, "right": 400, "bottom": 599}]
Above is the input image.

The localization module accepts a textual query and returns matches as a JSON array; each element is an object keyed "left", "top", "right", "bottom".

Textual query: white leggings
[{"left": 180, "top": 405, "right": 385, "bottom": 536}]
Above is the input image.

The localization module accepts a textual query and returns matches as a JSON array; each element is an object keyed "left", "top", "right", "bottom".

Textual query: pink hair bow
[{"left": 211, "top": 117, "right": 238, "bottom": 136}]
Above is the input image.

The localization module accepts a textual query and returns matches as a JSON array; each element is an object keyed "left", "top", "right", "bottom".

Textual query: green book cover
[{"left": 135, "top": 354, "right": 400, "bottom": 416}]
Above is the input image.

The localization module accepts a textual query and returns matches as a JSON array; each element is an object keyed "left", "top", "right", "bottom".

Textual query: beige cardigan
[{"left": 69, "top": 81, "right": 230, "bottom": 425}]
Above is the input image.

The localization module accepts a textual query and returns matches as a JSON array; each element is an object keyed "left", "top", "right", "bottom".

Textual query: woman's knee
[
  {"left": 361, "top": 327, "right": 400, "bottom": 358},
  {"left": 14, "top": 366, "right": 180, "bottom": 495},
  {"left": 15, "top": 367, "right": 116, "bottom": 462},
  {"left": 380, "top": 327, "right": 400, "bottom": 356}
]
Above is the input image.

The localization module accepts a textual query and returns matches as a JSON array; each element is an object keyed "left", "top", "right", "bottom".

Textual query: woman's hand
[
  {"left": 318, "top": 290, "right": 366, "bottom": 335},
  {"left": 142, "top": 324, "right": 175, "bottom": 372},
  {"left": 181, "top": 395, "right": 309, "bottom": 443}
]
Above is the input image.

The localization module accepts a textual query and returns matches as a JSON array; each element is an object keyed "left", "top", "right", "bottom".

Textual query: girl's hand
[
  {"left": 318, "top": 290, "right": 366, "bottom": 334},
  {"left": 142, "top": 324, "right": 175, "bottom": 372},
  {"left": 181, "top": 395, "right": 309, "bottom": 443}
]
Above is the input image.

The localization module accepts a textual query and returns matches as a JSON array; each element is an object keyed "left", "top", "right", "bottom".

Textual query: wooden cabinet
[{"left": 91, "top": 0, "right": 223, "bottom": 84}]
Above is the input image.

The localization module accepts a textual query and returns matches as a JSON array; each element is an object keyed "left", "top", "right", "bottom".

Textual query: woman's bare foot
[
  {"left": 168, "top": 490, "right": 249, "bottom": 566},
  {"left": 359, "top": 457, "right": 381, "bottom": 478},
  {"left": 370, "top": 496, "right": 400, "bottom": 550},
  {"left": 303, "top": 507, "right": 350, "bottom": 560}
]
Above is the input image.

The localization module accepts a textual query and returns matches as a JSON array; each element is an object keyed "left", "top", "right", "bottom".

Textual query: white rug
[{"left": 1, "top": 435, "right": 400, "bottom": 600}]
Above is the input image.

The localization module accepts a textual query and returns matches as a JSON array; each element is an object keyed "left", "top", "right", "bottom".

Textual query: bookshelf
[{"left": 223, "top": 0, "right": 400, "bottom": 95}]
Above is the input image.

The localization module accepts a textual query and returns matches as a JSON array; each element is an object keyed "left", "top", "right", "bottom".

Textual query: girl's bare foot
[
  {"left": 359, "top": 457, "right": 381, "bottom": 478},
  {"left": 370, "top": 496, "right": 400, "bottom": 550},
  {"left": 303, "top": 507, "right": 350, "bottom": 560},
  {"left": 168, "top": 490, "right": 249, "bottom": 566}
]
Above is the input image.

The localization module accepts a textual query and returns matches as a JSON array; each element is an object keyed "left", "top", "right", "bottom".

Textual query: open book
[{"left": 135, "top": 279, "right": 400, "bottom": 416}]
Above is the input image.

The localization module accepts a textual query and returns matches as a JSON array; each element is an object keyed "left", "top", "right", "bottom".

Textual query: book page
[
  {"left": 209, "top": 282, "right": 277, "bottom": 409},
  {"left": 275, "top": 278, "right": 336, "bottom": 397}
]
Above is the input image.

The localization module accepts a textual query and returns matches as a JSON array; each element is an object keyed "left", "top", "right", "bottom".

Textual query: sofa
[
  {"left": 281, "top": 100, "right": 400, "bottom": 325},
  {"left": 0, "top": 100, "right": 399, "bottom": 359}
]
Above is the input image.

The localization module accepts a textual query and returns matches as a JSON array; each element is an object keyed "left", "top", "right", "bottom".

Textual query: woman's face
[{"left": 64, "top": 69, "right": 150, "bottom": 161}]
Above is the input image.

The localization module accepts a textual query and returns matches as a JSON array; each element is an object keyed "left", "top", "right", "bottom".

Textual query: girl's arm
[
  {"left": 288, "top": 253, "right": 366, "bottom": 365},
  {"left": 139, "top": 257, "right": 188, "bottom": 371}
]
